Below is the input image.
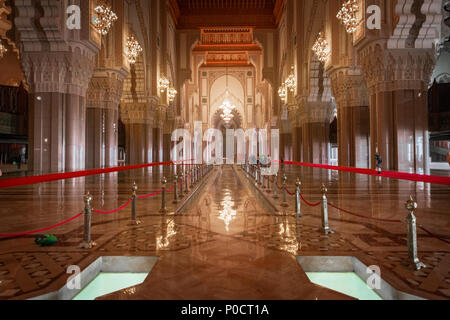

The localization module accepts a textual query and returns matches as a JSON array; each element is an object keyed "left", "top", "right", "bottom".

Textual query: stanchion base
[
  {"left": 173, "top": 200, "right": 180, "bottom": 204},
  {"left": 79, "top": 241, "right": 97, "bottom": 249},
  {"left": 129, "top": 220, "right": 142, "bottom": 226},
  {"left": 412, "top": 261, "right": 427, "bottom": 271},
  {"left": 321, "top": 228, "right": 335, "bottom": 235},
  {"left": 159, "top": 208, "right": 168, "bottom": 214},
  {"left": 273, "top": 195, "right": 279, "bottom": 199},
  {"left": 280, "top": 203, "right": 289, "bottom": 208}
]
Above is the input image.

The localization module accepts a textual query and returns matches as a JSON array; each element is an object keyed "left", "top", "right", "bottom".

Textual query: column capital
[
  {"left": 299, "top": 101, "right": 335, "bottom": 125},
  {"left": 358, "top": 40, "right": 436, "bottom": 94},
  {"left": 87, "top": 68, "right": 129, "bottom": 109},
  {"left": 328, "top": 66, "right": 369, "bottom": 108}
]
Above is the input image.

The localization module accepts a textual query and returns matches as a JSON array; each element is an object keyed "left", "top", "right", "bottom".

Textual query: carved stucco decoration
[
  {"left": 207, "top": 70, "right": 246, "bottom": 89},
  {"left": 14, "top": 0, "right": 99, "bottom": 96},
  {"left": 328, "top": 66, "right": 369, "bottom": 108},
  {"left": 359, "top": 40, "right": 436, "bottom": 93},
  {"left": 87, "top": 70, "right": 128, "bottom": 109}
]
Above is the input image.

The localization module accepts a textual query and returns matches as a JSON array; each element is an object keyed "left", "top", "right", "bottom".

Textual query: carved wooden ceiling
[{"left": 169, "top": 0, "right": 285, "bottom": 29}]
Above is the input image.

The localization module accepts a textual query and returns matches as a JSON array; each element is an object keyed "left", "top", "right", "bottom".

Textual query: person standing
[{"left": 375, "top": 153, "right": 383, "bottom": 174}]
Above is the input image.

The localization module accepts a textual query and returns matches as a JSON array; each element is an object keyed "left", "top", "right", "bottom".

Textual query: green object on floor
[{"left": 34, "top": 234, "right": 58, "bottom": 246}]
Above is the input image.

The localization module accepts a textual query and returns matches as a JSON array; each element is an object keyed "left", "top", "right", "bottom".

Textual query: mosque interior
[{"left": 0, "top": 0, "right": 449, "bottom": 301}]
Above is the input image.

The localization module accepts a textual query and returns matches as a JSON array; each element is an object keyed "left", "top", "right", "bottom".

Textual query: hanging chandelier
[
  {"left": 278, "top": 83, "right": 287, "bottom": 102},
  {"left": 0, "top": 41, "right": 7, "bottom": 58},
  {"left": 159, "top": 76, "right": 170, "bottom": 93},
  {"left": 284, "top": 66, "right": 297, "bottom": 92},
  {"left": 336, "top": 0, "right": 360, "bottom": 34},
  {"left": 219, "top": 68, "right": 236, "bottom": 123},
  {"left": 125, "top": 35, "right": 143, "bottom": 64},
  {"left": 93, "top": 0, "right": 118, "bottom": 36},
  {"left": 168, "top": 87, "right": 177, "bottom": 102},
  {"left": 312, "top": 32, "right": 330, "bottom": 63}
]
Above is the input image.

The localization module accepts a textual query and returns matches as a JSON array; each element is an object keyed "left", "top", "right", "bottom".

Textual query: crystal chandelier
[
  {"left": 219, "top": 68, "right": 236, "bottom": 123},
  {"left": 219, "top": 97, "right": 236, "bottom": 123},
  {"left": 336, "top": 0, "right": 360, "bottom": 34},
  {"left": 125, "top": 35, "right": 143, "bottom": 64},
  {"left": 159, "top": 76, "right": 170, "bottom": 93},
  {"left": 278, "top": 83, "right": 287, "bottom": 102},
  {"left": 93, "top": 0, "right": 118, "bottom": 36},
  {"left": 284, "top": 66, "right": 297, "bottom": 92},
  {"left": 312, "top": 32, "right": 330, "bottom": 63},
  {"left": 0, "top": 41, "right": 7, "bottom": 58},
  {"left": 168, "top": 87, "right": 177, "bottom": 102}
]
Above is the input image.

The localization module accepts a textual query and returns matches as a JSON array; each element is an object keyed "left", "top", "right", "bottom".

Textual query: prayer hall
[{"left": 0, "top": 0, "right": 449, "bottom": 302}]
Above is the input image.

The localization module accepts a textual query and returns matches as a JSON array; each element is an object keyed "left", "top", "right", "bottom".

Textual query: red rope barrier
[
  {"left": 300, "top": 194, "right": 321, "bottom": 207},
  {"left": 419, "top": 226, "right": 450, "bottom": 245},
  {"left": 0, "top": 160, "right": 196, "bottom": 190},
  {"left": 138, "top": 190, "right": 163, "bottom": 199},
  {"left": 0, "top": 212, "right": 83, "bottom": 239},
  {"left": 284, "top": 187, "right": 295, "bottom": 196},
  {"left": 93, "top": 199, "right": 132, "bottom": 214},
  {"left": 282, "top": 161, "right": 450, "bottom": 187},
  {"left": 328, "top": 202, "right": 402, "bottom": 223},
  {"left": 166, "top": 185, "right": 175, "bottom": 193}
]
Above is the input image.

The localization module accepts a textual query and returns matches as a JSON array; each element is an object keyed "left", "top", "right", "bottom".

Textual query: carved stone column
[
  {"left": 299, "top": 101, "right": 335, "bottom": 164},
  {"left": 15, "top": 0, "right": 100, "bottom": 172},
  {"left": 86, "top": 70, "right": 127, "bottom": 169},
  {"left": 359, "top": 42, "right": 435, "bottom": 173},
  {"left": 329, "top": 67, "right": 370, "bottom": 168},
  {"left": 121, "top": 100, "right": 155, "bottom": 166},
  {"left": 354, "top": 0, "right": 442, "bottom": 173}
]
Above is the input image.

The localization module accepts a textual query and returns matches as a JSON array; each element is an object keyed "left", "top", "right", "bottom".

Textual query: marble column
[
  {"left": 329, "top": 68, "right": 370, "bottom": 168},
  {"left": 15, "top": 0, "right": 99, "bottom": 173},
  {"left": 153, "top": 126, "right": 163, "bottom": 163},
  {"left": 86, "top": 71, "right": 126, "bottom": 169},
  {"left": 359, "top": 46, "right": 435, "bottom": 173},
  {"left": 126, "top": 123, "right": 145, "bottom": 165},
  {"left": 65, "top": 93, "right": 85, "bottom": 171},
  {"left": 22, "top": 52, "right": 96, "bottom": 173},
  {"left": 299, "top": 102, "right": 334, "bottom": 165}
]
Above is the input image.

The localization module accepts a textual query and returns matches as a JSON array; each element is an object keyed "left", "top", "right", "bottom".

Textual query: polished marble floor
[{"left": 0, "top": 164, "right": 449, "bottom": 300}]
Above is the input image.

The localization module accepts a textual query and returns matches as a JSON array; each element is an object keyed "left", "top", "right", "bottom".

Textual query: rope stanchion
[
  {"left": 130, "top": 182, "right": 141, "bottom": 225},
  {"left": 328, "top": 202, "right": 402, "bottom": 223},
  {"left": 0, "top": 212, "right": 83, "bottom": 239}
]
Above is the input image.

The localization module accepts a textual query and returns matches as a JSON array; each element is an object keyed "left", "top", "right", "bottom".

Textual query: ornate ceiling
[{"left": 169, "top": 0, "right": 285, "bottom": 29}]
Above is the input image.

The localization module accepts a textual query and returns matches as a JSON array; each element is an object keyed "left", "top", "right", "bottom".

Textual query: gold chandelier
[
  {"left": 278, "top": 66, "right": 296, "bottom": 102},
  {"left": 159, "top": 76, "right": 170, "bottom": 93},
  {"left": 312, "top": 32, "right": 330, "bottom": 63},
  {"left": 284, "top": 66, "right": 297, "bottom": 92},
  {"left": 0, "top": 41, "right": 7, "bottom": 58},
  {"left": 168, "top": 87, "right": 178, "bottom": 102},
  {"left": 336, "top": 0, "right": 360, "bottom": 34},
  {"left": 125, "top": 35, "right": 143, "bottom": 64},
  {"left": 278, "top": 83, "right": 287, "bottom": 102},
  {"left": 93, "top": 0, "right": 118, "bottom": 36}
]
